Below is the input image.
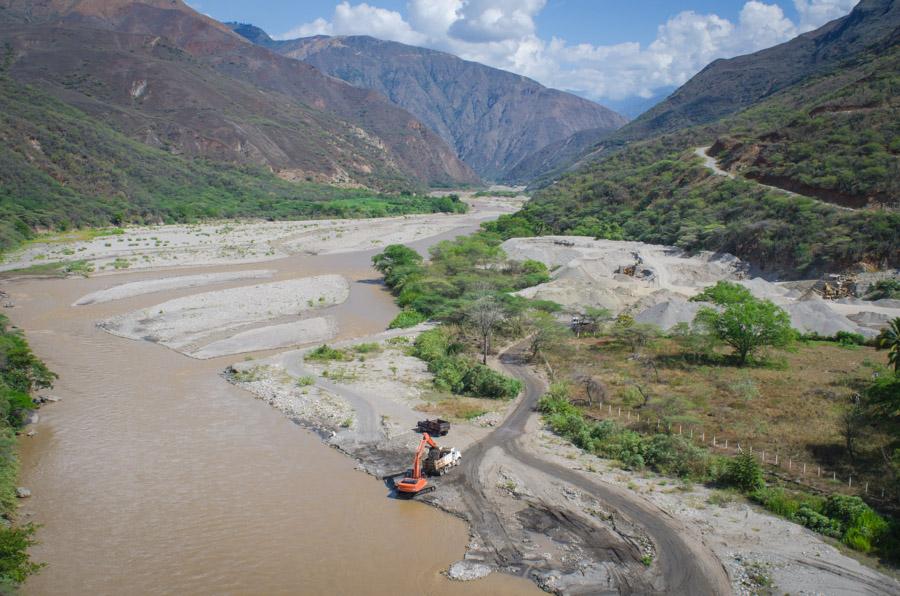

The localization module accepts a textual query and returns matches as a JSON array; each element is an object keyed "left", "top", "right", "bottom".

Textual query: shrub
[
  {"left": 0, "top": 524, "right": 43, "bottom": 585},
  {"left": 721, "top": 453, "right": 765, "bottom": 492},
  {"left": 644, "top": 434, "right": 710, "bottom": 479},
  {"left": 461, "top": 364, "right": 523, "bottom": 399},
  {"left": 794, "top": 505, "right": 842, "bottom": 538},
  {"left": 835, "top": 331, "right": 866, "bottom": 346},
  {"left": 306, "top": 345, "right": 350, "bottom": 362},
  {"left": 413, "top": 328, "right": 451, "bottom": 362},
  {"left": 388, "top": 309, "right": 426, "bottom": 329}
]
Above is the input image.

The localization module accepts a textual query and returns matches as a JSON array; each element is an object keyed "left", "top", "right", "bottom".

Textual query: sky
[{"left": 188, "top": 0, "right": 859, "bottom": 102}]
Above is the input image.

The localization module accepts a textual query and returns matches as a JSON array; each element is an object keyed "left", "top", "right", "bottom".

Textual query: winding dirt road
[{"left": 451, "top": 341, "right": 732, "bottom": 594}]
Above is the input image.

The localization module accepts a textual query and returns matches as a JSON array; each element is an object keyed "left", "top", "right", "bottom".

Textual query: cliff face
[{"left": 232, "top": 26, "right": 626, "bottom": 181}]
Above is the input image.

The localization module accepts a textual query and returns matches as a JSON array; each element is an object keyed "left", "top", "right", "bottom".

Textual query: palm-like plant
[{"left": 879, "top": 317, "right": 900, "bottom": 373}]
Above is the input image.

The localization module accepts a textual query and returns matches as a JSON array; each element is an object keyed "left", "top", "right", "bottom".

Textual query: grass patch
[{"left": 306, "top": 345, "right": 351, "bottom": 362}]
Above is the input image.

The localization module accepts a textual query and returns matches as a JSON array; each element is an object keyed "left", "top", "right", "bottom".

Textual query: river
[{"left": 7, "top": 225, "right": 538, "bottom": 595}]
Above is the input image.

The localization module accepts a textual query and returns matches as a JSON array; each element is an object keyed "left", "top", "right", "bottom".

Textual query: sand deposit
[
  {"left": 101, "top": 275, "right": 349, "bottom": 356},
  {"left": 73, "top": 270, "right": 275, "bottom": 305},
  {"left": 502, "top": 236, "right": 900, "bottom": 337},
  {"left": 0, "top": 195, "right": 524, "bottom": 274},
  {"left": 191, "top": 317, "right": 338, "bottom": 359}
]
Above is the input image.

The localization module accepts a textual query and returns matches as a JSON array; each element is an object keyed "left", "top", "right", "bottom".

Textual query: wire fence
[{"left": 591, "top": 403, "right": 898, "bottom": 506}]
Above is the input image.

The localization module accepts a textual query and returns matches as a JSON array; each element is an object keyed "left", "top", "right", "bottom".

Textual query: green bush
[
  {"left": 721, "top": 453, "right": 765, "bottom": 492},
  {"left": 644, "top": 434, "right": 710, "bottom": 478},
  {"left": 461, "top": 365, "right": 523, "bottom": 399},
  {"left": 835, "top": 331, "right": 866, "bottom": 346},
  {"left": 388, "top": 309, "right": 427, "bottom": 329},
  {"left": 306, "top": 345, "right": 350, "bottom": 362},
  {"left": 794, "top": 505, "right": 842, "bottom": 538},
  {"left": 0, "top": 524, "right": 43, "bottom": 586}
]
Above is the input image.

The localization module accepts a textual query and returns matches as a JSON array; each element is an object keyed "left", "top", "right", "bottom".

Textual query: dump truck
[
  {"left": 417, "top": 418, "right": 450, "bottom": 436},
  {"left": 423, "top": 446, "right": 461, "bottom": 476}
]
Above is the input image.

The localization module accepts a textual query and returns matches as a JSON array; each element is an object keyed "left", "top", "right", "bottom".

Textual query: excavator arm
[{"left": 411, "top": 433, "right": 438, "bottom": 480}]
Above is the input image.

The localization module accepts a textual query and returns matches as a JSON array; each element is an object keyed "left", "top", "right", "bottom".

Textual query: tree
[
  {"left": 465, "top": 296, "right": 506, "bottom": 365},
  {"left": 694, "top": 297, "right": 794, "bottom": 365},
  {"left": 528, "top": 311, "right": 570, "bottom": 360},
  {"left": 877, "top": 317, "right": 900, "bottom": 373},
  {"left": 372, "top": 245, "right": 423, "bottom": 293},
  {"left": 690, "top": 281, "right": 753, "bottom": 305}
]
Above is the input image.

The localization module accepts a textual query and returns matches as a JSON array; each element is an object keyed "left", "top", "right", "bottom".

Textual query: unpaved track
[
  {"left": 694, "top": 147, "right": 855, "bottom": 212},
  {"left": 453, "top": 341, "right": 731, "bottom": 594}
]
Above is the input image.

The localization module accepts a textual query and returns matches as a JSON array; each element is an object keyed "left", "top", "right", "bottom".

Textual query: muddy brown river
[{"left": 7, "top": 229, "right": 538, "bottom": 594}]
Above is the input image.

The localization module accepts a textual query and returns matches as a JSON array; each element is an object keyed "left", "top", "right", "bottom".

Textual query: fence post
[
  {"left": 849, "top": 476, "right": 852, "bottom": 488},
  {"left": 789, "top": 458, "right": 792, "bottom": 471},
  {"left": 802, "top": 463, "right": 806, "bottom": 475},
  {"left": 725, "top": 439, "right": 728, "bottom": 449},
  {"left": 865, "top": 482, "right": 868, "bottom": 495},
  {"left": 609, "top": 404, "right": 612, "bottom": 415},
  {"left": 818, "top": 466, "right": 821, "bottom": 477},
  {"left": 702, "top": 431, "right": 705, "bottom": 443},
  {"left": 679, "top": 425, "right": 682, "bottom": 435},
  {"left": 713, "top": 435, "right": 716, "bottom": 447},
  {"left": 775, "top": 453, "right": 778, "bottom": 466},
  {"left": 618, "top": 407, "right": 621, "bottom": 417},
  {"left": 762, "top": 451, "right": 765, "bottom": 463},
  {"left": 833, "top": 471, "right": 836, "bottom": 481}
]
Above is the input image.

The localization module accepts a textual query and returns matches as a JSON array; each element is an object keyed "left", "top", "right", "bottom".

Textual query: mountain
[
  {"left": 600, "top": 88, "right": 675, "bottom": 119},
  {"left": 0, "top": 0, "right": 478, "bottom": 189},
  {"left": 619, "top": 0, "right": 899, "bottom": 142},
  {"left": 230, "top": 25, "right": 627, "bottom": 181},
  {"left": 518, "top": 0, "right": 899, "bottom": 188},
  {"left": 488, "top": 0, "right": 899, "bottom": 277}
]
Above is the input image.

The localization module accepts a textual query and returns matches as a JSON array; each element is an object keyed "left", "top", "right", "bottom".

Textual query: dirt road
[
  {"left": 448, "top": 342, "right": 731, "bottom": 594},
  {"left": 694, "top": 147, "right": 855, "bottom": 212}
]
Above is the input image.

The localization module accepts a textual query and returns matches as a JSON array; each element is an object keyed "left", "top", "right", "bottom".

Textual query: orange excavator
[{"left": 395, "top": 432, "right": 461, "bottom": 497}]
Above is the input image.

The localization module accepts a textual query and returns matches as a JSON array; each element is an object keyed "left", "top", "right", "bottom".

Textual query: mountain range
[
  {"left": 514, "top": 0, "right": 900, "bottom": 186},
  {"left": 229, "top": 24, "right": 627, "bottom": 181},
  {"left": 496, "top": 0, "right": 898, "bottom": 276},
  {"left": 0, "top": 0, "right": 477, "bottom": 189}
]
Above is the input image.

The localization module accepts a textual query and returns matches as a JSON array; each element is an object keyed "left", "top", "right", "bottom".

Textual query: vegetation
[
  {"left": 503, "top": 49, "right": 900, "bottom": 276},
  {"left": 866, "top": 280, "right": 900, "bottom": 301},
  {"left": 877, "top": 317, "right": 900, "bottom": 373},
  {"left": 692, "top": 281, "right": 795, "bottom": 365},
  {"left": 412, "top": 328, "right": 522, "bottom": 399},
  {"left": 0, "top": 76, "right": 466, "bottom": 257},
  {"left": 0, "top": 315, "right": 51, "bottom": 586},
  {"left": 372, "top": 231, "right": 555, "bottom": 399},
  {"left": 306, "top": 345, "right": 352, "bottom": 362},
  {"left": 538, "top": 380, "right": 899, "bottom": 559}
]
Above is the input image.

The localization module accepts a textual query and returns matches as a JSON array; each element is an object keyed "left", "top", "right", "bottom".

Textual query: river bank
[{"left": 5, "top": 194, "right": 540, "bottom": 595}]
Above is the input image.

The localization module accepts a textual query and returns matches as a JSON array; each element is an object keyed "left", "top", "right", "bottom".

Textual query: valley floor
[{"left": 5, "top": 193, "right": 898, "bottom": 594}]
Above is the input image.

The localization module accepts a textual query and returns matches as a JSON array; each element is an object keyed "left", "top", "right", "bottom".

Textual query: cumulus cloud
[
  {"left": 795, "top": 0, "right": 859, "bottom": 31},
  {"left": 277, "top": 0, "right": 858, "bottom": 101}
]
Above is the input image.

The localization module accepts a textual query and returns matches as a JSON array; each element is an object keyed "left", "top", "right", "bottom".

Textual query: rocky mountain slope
[
  {"left": 0, "top": 0, "right": 478, "bottom": 189},
  {"left": 230, "top": 25, "right": 627, "bottom": 181},
  {"left": 487, "top": 0, "right": 899, "bottom": 277},
  {"left": 514, "top": 0, "right": 899, "bottom": 187}
]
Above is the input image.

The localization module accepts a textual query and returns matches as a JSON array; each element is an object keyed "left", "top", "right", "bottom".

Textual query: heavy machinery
[
  {"left": 416, "top": 418, "right": 450, "bottom": 436},
  {"left": 394, "top": 433, "right": 461, "bottom": 497}
]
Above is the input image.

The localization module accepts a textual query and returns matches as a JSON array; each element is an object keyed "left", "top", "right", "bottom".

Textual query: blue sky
[{"left": 190, "top": 1, "right": 857, "bottom": 101}]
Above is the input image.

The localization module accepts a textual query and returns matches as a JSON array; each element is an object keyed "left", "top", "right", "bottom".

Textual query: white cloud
[
  {"left": 795, "top": 0, "right": 859, "bottom": 31},
  {"left": 277, "top": 0, "right": 858, "bottom": 101}
]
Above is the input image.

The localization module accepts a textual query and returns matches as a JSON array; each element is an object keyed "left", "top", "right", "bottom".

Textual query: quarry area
[{"left": 503, "top": 236, "right": 900, "bottom": 339}]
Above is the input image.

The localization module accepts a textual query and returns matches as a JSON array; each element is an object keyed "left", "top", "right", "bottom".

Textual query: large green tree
[{"left": 693, "top": 282, "right": 794, "bottom": 365}]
